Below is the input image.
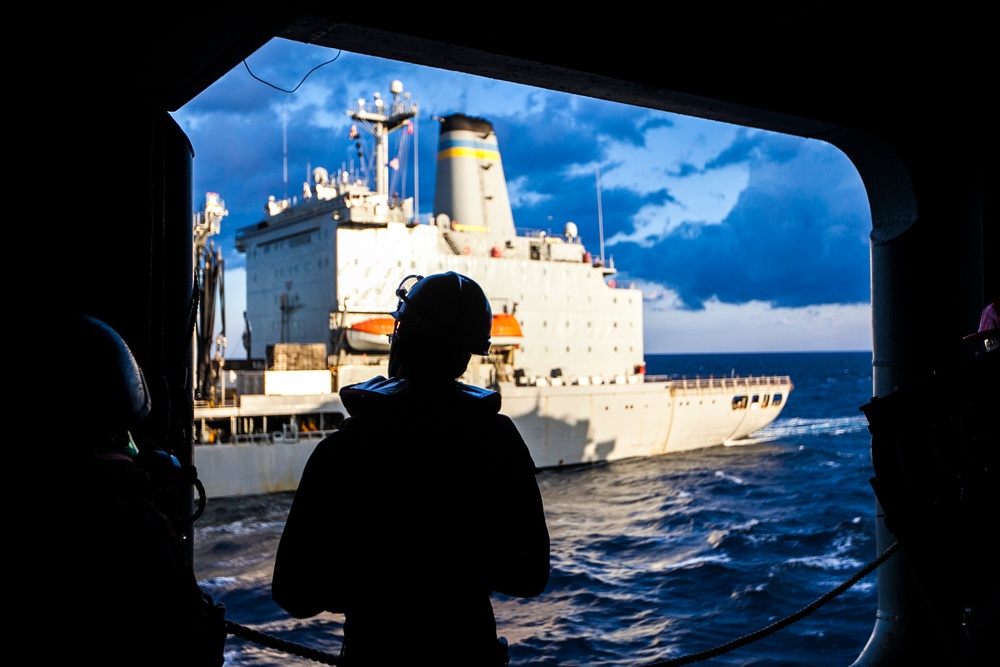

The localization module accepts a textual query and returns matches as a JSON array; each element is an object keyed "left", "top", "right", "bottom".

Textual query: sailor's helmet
[
  {"left": 70, "top": 313, "right": 152, "bottom": 449},
  {"left": 391, "top": 272, "right": 492, "bottom": 355}
]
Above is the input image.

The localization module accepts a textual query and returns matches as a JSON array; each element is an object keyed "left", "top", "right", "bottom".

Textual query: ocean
[{"left": 194, "top": 351, "right": 879, "bottom": 666}]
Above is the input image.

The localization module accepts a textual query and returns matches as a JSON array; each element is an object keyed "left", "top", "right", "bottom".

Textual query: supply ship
[{"left": 192, "top": 80, "right": 793, "bottom": 498}]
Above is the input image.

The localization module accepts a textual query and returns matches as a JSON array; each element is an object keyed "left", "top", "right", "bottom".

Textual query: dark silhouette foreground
[
  {"left": 272, "top": 272, "right": 550, "bottom": 666},
  {"left": 48, "top": 314, "right": 226, "bottom": 666}
]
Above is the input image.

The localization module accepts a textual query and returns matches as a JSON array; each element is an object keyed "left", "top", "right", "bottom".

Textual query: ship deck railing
[
  {"left": 196, "top": 428, "right": 338, "bottom": 446},
  {"left": 645, "top": 374, "right": 793, "bottom": 390},
  {"left": 194, "top": 398, "right": 238, "bottom": 409}
]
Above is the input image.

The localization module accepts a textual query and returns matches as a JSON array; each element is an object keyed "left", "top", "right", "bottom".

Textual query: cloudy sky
[{"left": 171, "top": 38, "right": 873, "bottom": 357}]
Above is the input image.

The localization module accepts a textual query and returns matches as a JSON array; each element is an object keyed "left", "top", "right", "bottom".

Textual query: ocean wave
[
  {"left": 726, "top": 416, "right": 871, "bottom": 460},
  {"left": 785, "top": 551, "right": 862, "bottom": 572},
  {"left": 706, "top": 519, "right": 762, "bottom": 548},
  {"left": 712, "top": 470, "right": 746, "bottom": 485},
  {"left": 761, "top": 415, "right": 868, "bottom": 437},
  {"left": 660, "top": 552, "right": 732, "bottom": 572},
  {"left": 200, "top": 575, "right": 238, "bottom": 589},
  {"left": 197, "top": 517, "right": 288, "bottom": 538},
  {"left": 759, "top": 415, "right": 870, "bottom": 439},
  {"left": 783, "top": 531, "right": 868, "bottom": 573}
]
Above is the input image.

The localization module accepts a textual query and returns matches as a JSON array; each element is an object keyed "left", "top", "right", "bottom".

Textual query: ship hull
[
  {"left": 501, "top": 376, "right": 791, "bottom": 467},
  {"left": 195, "top": 374, "right": 791, "bottom": 498}
]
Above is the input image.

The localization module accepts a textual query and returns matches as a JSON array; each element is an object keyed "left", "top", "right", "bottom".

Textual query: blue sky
[{"left": 172, "top": 38, "right": 873, "bottom": 357}]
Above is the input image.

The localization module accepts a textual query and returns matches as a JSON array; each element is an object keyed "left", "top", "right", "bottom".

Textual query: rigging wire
[
  {"left": 242, "top": 51, "right": 343, "bottom": 93},
  {"left": 241, "top": 49, "right": 413, "bottom": 201}
]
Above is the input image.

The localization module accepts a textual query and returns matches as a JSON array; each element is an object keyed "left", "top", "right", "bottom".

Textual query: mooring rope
[
  {"left": 225, "top": 620, "right": 340, "bottom": 665},
  {"left": 645, "top": 539, "right": 900, "bottom": 666},
  {"left": 223, "top": 540, "right": 900, "bottom": 665}
]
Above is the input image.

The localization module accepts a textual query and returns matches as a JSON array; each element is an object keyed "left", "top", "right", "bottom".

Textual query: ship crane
[{"left": 193, "top": 192, "right": 228, "bottom": 401}]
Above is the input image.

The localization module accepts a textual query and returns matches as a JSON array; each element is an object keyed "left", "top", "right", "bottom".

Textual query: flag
[
  {"left": 349, "top": 124, "right": 358, "bottom": 139},
  {"left": 406, "top": 121, "right": 413, "bottom": 135},
  {"left": 389, "top": 158, "right": 400, "bottom": 171}
]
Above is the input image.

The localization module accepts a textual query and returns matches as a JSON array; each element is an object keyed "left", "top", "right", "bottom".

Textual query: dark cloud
[{"left": 609, "top": 134, "right": 871, "bottom": 309}]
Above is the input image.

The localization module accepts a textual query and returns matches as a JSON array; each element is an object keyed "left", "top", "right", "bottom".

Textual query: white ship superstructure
[{"left": 193, "top": 81, "right": 793, "bottom": 498}]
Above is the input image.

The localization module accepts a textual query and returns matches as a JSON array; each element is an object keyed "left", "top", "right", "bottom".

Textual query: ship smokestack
[{"left": 433, "top": 114, "right": 516, "bottom": 236}]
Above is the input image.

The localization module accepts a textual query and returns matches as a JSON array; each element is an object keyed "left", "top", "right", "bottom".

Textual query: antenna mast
[
  {"left": 347, "top": 80, "right": 418, "bottom": 197},
  {"left": 282, "top": 105, "right": 288, "bottom": 199},
  {"left": 413, "top": 115, "right": 419, "bottom": 223},
  {"left": 596, "top": 165, "right": 606, "bottom": 264}
]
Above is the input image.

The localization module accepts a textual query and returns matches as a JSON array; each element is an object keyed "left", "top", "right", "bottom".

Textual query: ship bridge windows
[
  {"left": 288, "top": 233, "right": 313, "bottom": 248},
  {"left": 260, "top": 228, "right": 317, "bottom": 250},
  {"left": 772, "top": 393, "right": 783, "bottom": 407}
]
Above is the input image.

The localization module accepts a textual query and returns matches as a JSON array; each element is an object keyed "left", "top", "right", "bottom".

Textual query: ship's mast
[
  {"left": 347, "top": 80, "right": 418, "bottom": 197},
  {"left": 596, "top": 165, "right": 606, "bottom": 265}
]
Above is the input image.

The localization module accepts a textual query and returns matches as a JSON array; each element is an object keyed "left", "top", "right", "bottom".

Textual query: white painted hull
[
  {"left": 500, "top": 377, "right": 791, "bottom": 468},
  {"left": 195, "top": 374, "right": 791, "bottom": 498}
]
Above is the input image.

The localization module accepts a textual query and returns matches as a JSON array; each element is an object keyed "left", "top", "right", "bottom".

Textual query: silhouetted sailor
[
  {"left": 272, "top": 272, "right": 550, "bottom": 666},
  {"left": 50, "top": 314, "right": 226, "bottom": 666}
]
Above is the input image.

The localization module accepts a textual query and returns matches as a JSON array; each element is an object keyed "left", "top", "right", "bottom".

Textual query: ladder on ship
[{"left": 442, "top": 231, "right": 463, "bottom": 255}]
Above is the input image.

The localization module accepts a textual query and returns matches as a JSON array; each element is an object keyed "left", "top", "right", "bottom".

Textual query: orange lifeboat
[
  {"left": 491, "top": 313, "right": 523, "bottom": 347},
  {"left": 345, "top": 317, "right": 395, "bottom": 352},
  {"left": 346, "top": 314, "right": 523, "bottom": 352}
]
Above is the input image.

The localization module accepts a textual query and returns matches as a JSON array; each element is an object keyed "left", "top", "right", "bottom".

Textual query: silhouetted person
[
  {"left": 50, "top": 314, "right": 226, "bottom": 666},
  {"left": 272, "top": 272, "right": 550, "bottom": 665},
  {"left": 863, "top": 297, "right": 997, "bottom": 667},
  {"left": 963, "top": 297, "right": 999, "bottom": 351}
]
